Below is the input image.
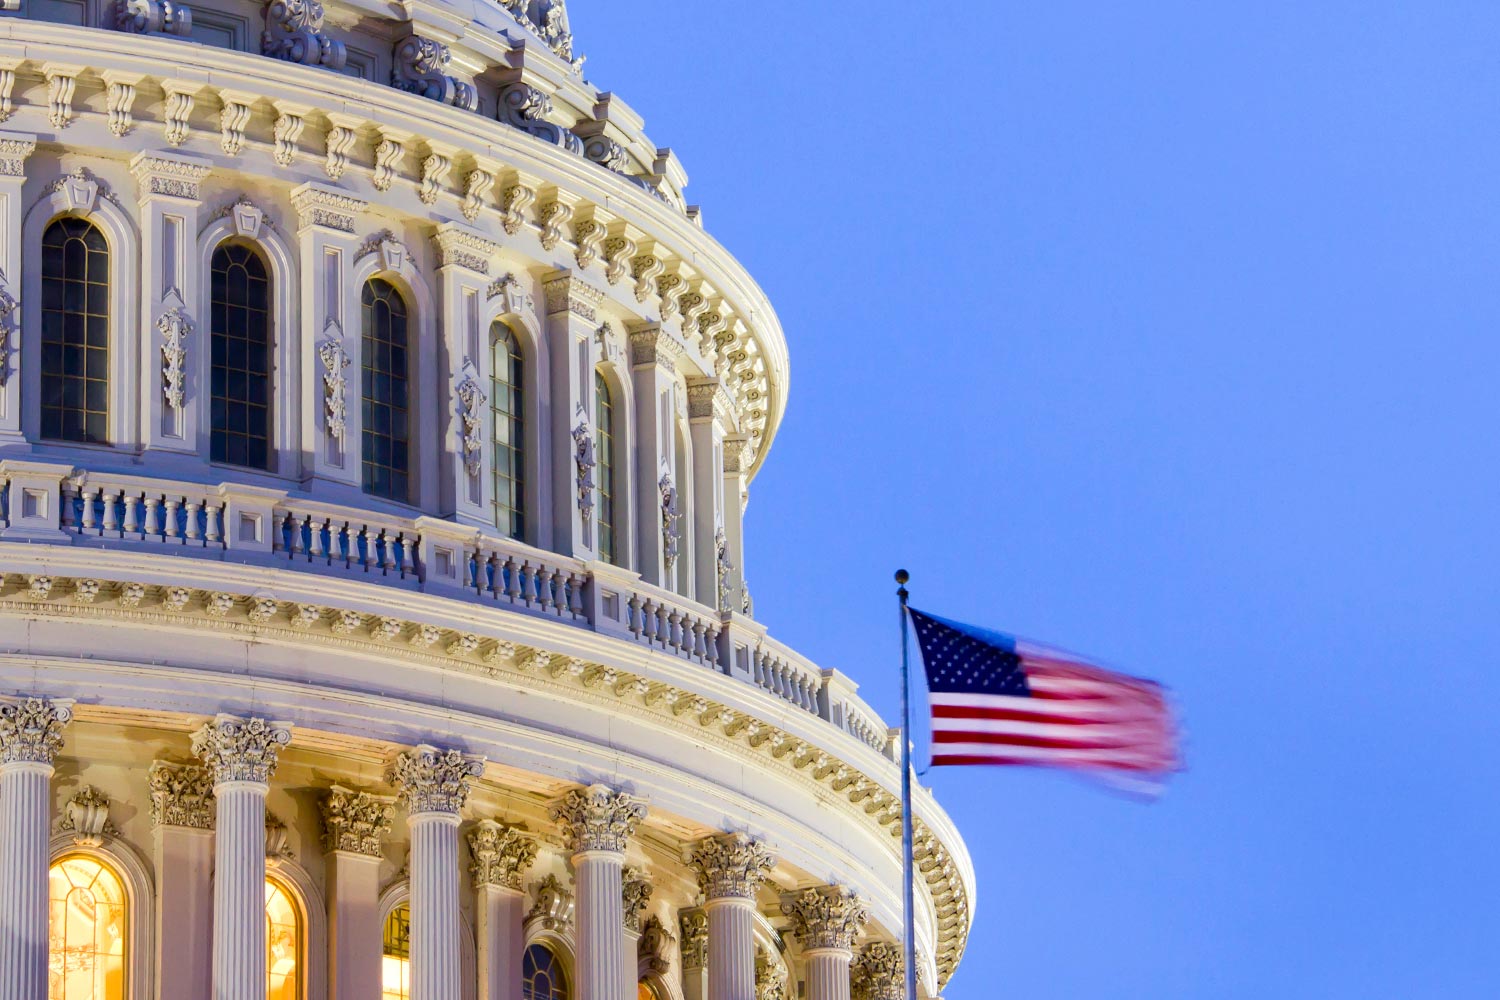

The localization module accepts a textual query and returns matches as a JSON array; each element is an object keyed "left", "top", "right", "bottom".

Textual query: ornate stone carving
[
  {"left": 0, "top": 133, "right": 35, "bottom": 177},
  {"left": 420, "top": 152, "right": 450, "bottom": 206},
  {"left": 679, "top": 909, "right": 709, "bottom": 969},
  {"left": 157, "top": 308, "right": 190, "bottom": 413},
  {"left": 715, "top": 527, "right": 735, "bottom": 612},
  {"left": 192, "top": 714, "right": 292, "bottom": 785},
  {"left": 571, "top": 422, "right": 595, "bottom": 526},
  {"left": 132, "top": 153, "right": 210, "bottom": 201},
  {"left": 273, "top": 111, "right": 304, "bottom": 167},
  {"left": 498, "top": 83, "right": 581, "bottom": 151},
  {"left": 572, "top": 219, "right": 606, "bottom": 270},
  {"left": 501, "top": 184, "right": 535, "bottom": 236},
  {"left": 538, "top": 201, "right": 572, "bottom": 252},
  {"left": 219, "top": 93, "right": 252, "bottom": 155},
  {"left": 542, "top": 274, "right": 603, "bottom": 320},
  {"left": 621, "top": 866, "right": 653, "bottom": 931},
  {"left": 463, "top": 167, "right": 495, "bottom": 222},
  {"left": 262, "top": 0, "right": 347, "bottom": 69},
  {"left": 467, "top": 819, "right": 538, "bottom": 890},
  {"left": 601, "top": 235, "right": 635, "bottom": 287},
  {"left": 393, "top": 36, "right": 477, "bottom": 111},
  {"left": 755, "top": 958, "right": 788, "bottom": 1000},
  {"left": 59, "top": 786, "right": 116, "bottom": 846},
  {"left": 72, "top": 579, "right": 101, "bottom": 604},
  {"left": 500, "top": 0, "right": 581, "bottom": 69},
  {"left": 432, "top": 225, "right": 498, "bottom": 274},
  {"left": 44, "top": 65, "right": 80, "bottom": 129},
  {"left": 373, "top": 135, "right": 404, "bottom": 192},
  {"left": 0, "top": 697, "right": 71, "bottom": 765},
  {"left": 318, "top": 338, "right": 350, "bottom": 438},
  {"left": 659, "top": 474, "right": 680, "bottom": 570},
  {"left": 780, "top": 886, "right": 868, "bottom": 951},
  {"left": 549, "top": 783, "right": 646, "bottom": 855},
  {"left": 689, "top": 833, "right": 776, "bottom": 901},
  {"left": 162, "top": 84, "right": 196, "bottom": 146},
  {"left": 265, "top": 813, "right": 294, "bottom": 860},
  {"left": 148, "top": 761, "right": 215, "bottom": 829},
  {"left": 104, "top": 76, "right": 139, "bottom": 137},
  {"left": 582, "top": 135, "right": 629, "bottom": 174},
  {"left": 290, "top": 183, "right": 366, "bottom": 234},
  {"left": 638, "top": 915, "right": 674, "bottom": 974},
  {"left": 325, "top": 120, "right": 356, "bottom": 180},
  {"left": 321, "top": 784, "right": 395, "bottom": 856},
  {"left": 852, "top": 943, "right": 904, "bottom": 1000},
  {"left": 488, "top": 272, "right": 532, "bottom": 314},
  {"left": 656, "top": 273, "right": 683, "bottom": 322},
  {"left": 115, "top": 0, "right": 191, "bottom": 34},
  {"left": 456, "top": 361, "right": 487, "bottom": 476},
  {"left": 525, "top": 874, "right": 574, "bottom": 930},
  {"left": 390, "top": 744, "right": 485, "bottom": 815}
]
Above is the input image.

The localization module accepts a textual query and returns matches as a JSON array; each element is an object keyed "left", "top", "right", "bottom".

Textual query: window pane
[
  {"left": 491, "top": 324, "right": 525, "bottom": 540},
  {"left": 265, "top": 880, "right": 300, "bottom": 1000},
  {"left": 382, "top": 904, "right": 411, "bottom": 1000},
  {"left": 523, "top": 943, "right": 570, "bottom": 1000},
  {"left": 48, "top": 855, "right": 127, "bottom": 1000},
  {"left": 361, "top": 280, "right": 411, "bottom": 503},
  {"left": 40, "top": 218, "right": 109, "bottom": 444},
  {"left": 209, "top": 243, "right": 273, "bottom": 470},
  {"left": 595, "top": 371, "right": 615, "bottom": 565}
]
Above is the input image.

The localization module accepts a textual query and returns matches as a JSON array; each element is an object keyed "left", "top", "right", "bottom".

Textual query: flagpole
[{"left": 896, "top": 568, "right": 918, "bottom": 1000}]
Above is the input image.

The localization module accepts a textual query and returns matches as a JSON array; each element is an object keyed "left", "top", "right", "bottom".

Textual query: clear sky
[{"left": 577, "top": 4, "right": 1500, "bottom": 997}]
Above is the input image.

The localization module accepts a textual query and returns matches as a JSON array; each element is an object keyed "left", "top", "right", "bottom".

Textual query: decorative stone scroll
[
  {"left": 272, "top": 108, "right": 305, "bottom": 167},
  {"left": 630, "top": 253, "right": 663, "bottom": 304},
  {"left": 157, "top": 308, "right": 190, "bottom": 413},
  {"left": 715, "top": 528, "right": 735, "bottom": 612},
  {"left": 455, "top": 361, "right": 487, "bottom": 476},
  {"left": 318, "top": 338, "right": 350, "bottom": 438},
  {"left": 501, "top": 184, "right": 535, "bottom": 236},
  {"left": 571, "top": 422, "right": 595, "bottom": 527},
  {"left": 603, "top": 235, "right": 636, "bottom": 287},
  {"left": 526, "top": 873, "right": 574, "bottom": 931},
  {"left": 59, "top": 786, "right": 117, "bottom": 847},
  {"left": 852, "top": 943, "right": 904, "bottom": 1000},
  {"left": 659, "top": 474, "right": 680, "bottom": 570},
  {"left": 389, "top": 744, "right": 485, "bottom": 815},
  {"left": 621, "top": 866, "right": 653, "bottom": 931},
  {"left": 0, "top": 697, "right": 72, "bottom": 765},
  {"left": 393, "top": 35, "right": 478, "bottom": 111},
  {"left": 44, "top": 65, "right": 81, "bottom": 130},
  {"left": 373, "top": 134, "right": 405, "bottom": 192},
  {"left": 689, "top": 832, "right": 776, "bottom": 901},
  {"left": 538, "top": 201, "right": 572, "bottom": 252},
  {"left": 582, "top": 135, "right": 629, "bottom": 175},
  {"left": 148, "top": 762, "right": 215, "bottom": 829},
  {"left": 262, "top": 0, "right": 347, "bottom": 70},
  {"left": 780, "top": 886, "right": 868, "bottom": 951},
  {"left": 321, "top": 784, "right": 396, "bottom": 856},
  {"left": 191, "top": 714, "right": 292, "bottom": 785},
  {"left": 499, "top": 82, "right": 582, "bottom": 152},
  {"left": 549, "top": 783, "right": 646, "bottom": 855},
  {"left": 115, "top": 0, "right": 192, "bottom": 37},
  {"left": 638, "top": 915, "right": 674, "bottom": 974},
  {"left": 572, "top": 218, "right": 606, "bottom": 270},
  {"left": 468, "top": 820, "right": 537, "bottom": 890}
]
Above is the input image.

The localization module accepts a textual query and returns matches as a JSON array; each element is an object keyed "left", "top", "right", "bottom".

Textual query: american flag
[{"left": 909, "top": 607, "right": 1180, "bottom": 786}]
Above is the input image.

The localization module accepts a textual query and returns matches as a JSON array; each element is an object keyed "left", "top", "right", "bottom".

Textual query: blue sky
[{"left": 578, "top": 4, "right": 1500, "bottom": 997}]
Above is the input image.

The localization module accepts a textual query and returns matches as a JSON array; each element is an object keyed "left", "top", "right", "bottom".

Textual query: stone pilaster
[
  {"left": 0, "top": 132, "right": 35, "bottom": 444},
  {"left": 192, "top": 714, "right": 292, "bottom": 1000},
  {"left": 149, "top": 761, "right": 216, "bottom": 999},
  {"left": 0, "top": 697, "right": 71, "bottom": 999},
  {"left": 321, "top": 785, "right": 396, "bottom": 1000},
  {"left": 620, "top": 866, "right": 653, "bottom": 997},
  {"left": 543, "top": 272, "right": 612, "bottom": 558},
  {"left": 680, "top": 908, "right": 710, "bottom": 1000},
  {"left": 781, "top": 887, "right": 868, "bottom": 1000},
  {"left": 687, "top": 377, "right": 731, "bottom": 609},
  {"left": 629, "top": 325, "right": 682, "bottom": 588},
  {"left": 551, "top": 784, "right": 647, "bottom": 1000},
  {"left": 469, "top": 820, "right": 537, "bottom": 1000},
  {"left": 851, "top": 943, "right": 904, "bottom": 1000},
  {"left": 690, "top": 833, "right": 777, "bottom": 1000},
  {"left": 391, "top": 745, "right": 485, "bottom": 1000}
]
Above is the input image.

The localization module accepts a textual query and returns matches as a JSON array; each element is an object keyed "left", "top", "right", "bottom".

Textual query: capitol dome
[{"left": 0, "top": 1, "right": 973, "bottom": 999}]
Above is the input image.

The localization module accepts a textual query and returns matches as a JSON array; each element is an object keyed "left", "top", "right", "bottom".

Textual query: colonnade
[{"left": 0, "top": 698, "right": 906, "bottom": 1000}]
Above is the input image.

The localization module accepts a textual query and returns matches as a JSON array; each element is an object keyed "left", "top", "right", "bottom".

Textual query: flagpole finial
[{"left": 894, "top": 569, "right": 909, "bottom": 606}]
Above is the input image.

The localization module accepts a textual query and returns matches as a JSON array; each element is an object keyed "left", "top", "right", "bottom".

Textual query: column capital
[
  {"left": 549, "top": 783, "right": 647, "bottom": 855},
  {"left": 432, "top": 220, "right": 501, "bottom": 275},
  {"left": 467, "top": 819, "right": 537, "bottom": 890},
  {"left": 627, "top": 325, "right": 682, "bottom": 373},
  {"left": 780, "top": 885, "right": 868, "bottom": 952},
  {"left": 148, "top": 761, "right": 216, "bottom": 829},
  {"left": 390, "top": 744, "right": 485, "bottom": 816},
  {"left": 542, "top": 270, "right": 606, "bottom": 320},
  {"left": 678, "top": 907, "right": 708, "bottom": 970},
  {"left": 621, "top": 865, "right": 653, "bottom": 931},
  {"left": 129, "top": 149, "right": 211, "bottom": 203},
  {"left": 0, "top": 130, "right": 36, "bottom": 178},
  {"left": 690, "top": 832, "right": 776, "bottom": 902},
  {"left": 755, "top": 957, "right": 789, "bottom": 1000},
  {"left": 290, "top": 181, "right": 368, "bottom": 234},
  {"left": 851, "top": 942, "right": 903, "bottom": 1000},
  {"left": 0, "top": 696, "right": 72, "bottom": 766},
  {"left": 320, "top": 784, "right": 396, "bottom": 856},
  {"left": 191, "top": 714, "right": 292, "bottom": 786}
]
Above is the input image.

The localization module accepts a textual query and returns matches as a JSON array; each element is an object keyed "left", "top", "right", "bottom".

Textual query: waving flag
[{"left": 907, "top": 607, "right": 1181, "bottom": 784}]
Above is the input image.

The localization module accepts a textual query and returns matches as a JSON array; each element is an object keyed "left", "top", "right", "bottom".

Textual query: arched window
[
  {"left": 40, "top": 217, "right": 109, "bottom": 444},
  {"left": 210, "top": 242, "right": 272, "bottom": 469},
  {"left": 381, "top": 903, "right": 411, "bottom": 1000},
  {"left": 522, "top": 943, "right": 570, "bottom": 1000},
  {"left": 264, "top": 879, "right": 301, "bottom": 1000},
  {"left": 491, "top": 323, "right": 525, "bottom": 540},
  {"left": 637, "top": 983, "right": 664, "bottom": 1000},
  {"left": 595, "top": 370, "right": 616, "bottom": 565},
  {"left": 362, "top": 279, "right": 411, "bottom": 503},
  {"left": 48, "top": 855, "right": 127, "bottom": 999}
]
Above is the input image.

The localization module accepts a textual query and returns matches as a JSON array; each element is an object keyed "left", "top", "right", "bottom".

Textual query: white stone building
[{"left": 0, "top": 2, "right": 974, "bottom": 999}]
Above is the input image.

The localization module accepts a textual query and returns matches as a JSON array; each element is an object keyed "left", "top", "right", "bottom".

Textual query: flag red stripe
[
  {"left": 930, "top": 753, "right": 1170, "bottom": 772},
  {"left": 932, "top": 729, "right": 1165, "bottom": 752}
]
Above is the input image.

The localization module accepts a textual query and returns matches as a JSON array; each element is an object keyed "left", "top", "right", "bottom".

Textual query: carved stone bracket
[
  {"left": 393, "top": 35, "right": 477, "bottom": 111},
  {"left": 148, "top": 761, "right": 215, "bottom": 829},
  {"left": 262, "top": 0, "right": 347, "bottom": 70},
  {"left": 499, "top": 83, "right": 582, "bottom": 152},
  {"left": 0, "top": 697, "right": 73, "bottom": 766},
  {"left": 500, "top": 0, "right": 582, "bottom": 70},
  {"left": 191, "top": 714, "right": 292, "bottom": 785},
  {"left": 629, "top": 253, "right": 663, "bottom": 304},
  {"left": 689, "top": 832, "right": 776, "bottom": 901},
  {"left": 43, "top": 64, "right": 82, "bottom": 130},
  {"left": 59, "top": 786, "right": 117, "bottom": 846},
  {"left": 389, "top": 744, "right": 485, "bottom": 815},
  {"left": 321, "top": 784, "right": 395, "bottom": 856},
  {"left": 526, "top": 873, "right": 574, "bottom": 931},
  {"left": 468, "top": 819, "right": 538, "bottom": 890},
  {"left": 603, "top": 235, "right": 636, "bottom": 287},
  {"left": 115, "top": 0, "right": 192, "bottom": 36},
  {"left": 549, "top": 783, "right": 646, "bottom": 855},
  {"left": 639, "top": 914, "right": 675, "bottom": 975}
]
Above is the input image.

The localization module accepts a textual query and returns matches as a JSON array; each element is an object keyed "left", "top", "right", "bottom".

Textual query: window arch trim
[
  {"left": 48, "top": 833, "right": 155, "bottom": 1000},
  {"left": 264, "top": 857, "right": 328, "bottom": 1000}
]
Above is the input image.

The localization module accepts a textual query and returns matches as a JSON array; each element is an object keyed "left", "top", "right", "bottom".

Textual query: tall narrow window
[
  {"left": 265, "top": 879, "right": 301, "bottom": 1000},
  {"left": 491, "top": 324, "right": 525, "bottom": 540},
  {"left": 595, "top": 370, "right": 616, "bottom": 565},
  {"left": 48, "top": 855, "right": 127, "bottom": 999},
  {"left": 522, "top": 943, "right": 570, "bottom": 1000},
  {"left": 210, "top": 243, "right": 272, "bottom": 469},
  {"left": 381, "top": 904, "right": 411, "bottom": 1000},
  {"left": 362, "top": 279, "right": 410, "bottom": 503},
  {"left": 40, "top": 218, "right": 109, "bottom": 444}
]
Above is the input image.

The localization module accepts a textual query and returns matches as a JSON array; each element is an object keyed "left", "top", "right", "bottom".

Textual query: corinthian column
[
  {"left": 469, "top": 820, "right": 538, "bottom": 1000},
  {"left": 550, "top": 784, "right": 648, "bottom": 1000},
  {"left": 391, "top": 745, "right": 485, "bottom": 1000},
  {"left": 851, "top": 943, "right": 904, "bottom": 1000},
  {"left": 780, "top": 887, "right": 869, "bottom": 1000},
  {"left": 689, "top": 833, "right": 777, "bottom": 1000},
  {"left": 322, "top": 785, "right": 396, "bottom": 1000},
  {"left": 192, "top": 714, "right": 293, "bottom": 1000},
  {"left": 0, "top": 697, "right": 72, "bottom": 1000}
]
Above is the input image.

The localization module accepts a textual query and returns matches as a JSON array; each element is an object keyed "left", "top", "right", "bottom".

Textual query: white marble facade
[{"left": 0, "top": 1, "right": 973, "bottom": 998}]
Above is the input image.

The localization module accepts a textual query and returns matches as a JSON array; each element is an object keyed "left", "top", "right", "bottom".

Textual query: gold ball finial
[{"left": 894, "top": 569, "right": 909, "bottom": 585}]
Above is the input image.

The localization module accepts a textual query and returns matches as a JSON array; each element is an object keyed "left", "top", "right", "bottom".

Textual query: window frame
[
  {"left": 360, "top": 277, "right": 413, "bottom": 505},
  {"left": 207, "top": 239, "right": 274, "bottom": 472},
  {"left": 38, "top": 216, "right": 111, "bottom": 446},
  {"left": 490, "top": 321, "right": 526, "bottom": 542}
]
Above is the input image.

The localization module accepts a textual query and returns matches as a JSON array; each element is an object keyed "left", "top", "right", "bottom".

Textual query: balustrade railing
[{"left": 0, "top": 462, "right": 895, "bottom": 760}]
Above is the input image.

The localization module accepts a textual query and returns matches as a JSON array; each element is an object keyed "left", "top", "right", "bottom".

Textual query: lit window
[
  {"left": 491, "top": 324, "right": 525, "bottom": 540},
  {"left": 381, "top": 904, "right": 411, "bottom": 1000},
  {"left": 40, "top": 217, "right": 109, "bottom": 444},
  {"left": 48, "top": 855, "right": 126, "bottom": 999},
  {"left": 362, "top": 279, "right": 411, "bottom": 503},
  {"left": 264, "top": 880, "right": 300, "bottom": 1000},
  {"left": 637, "top": 983, "right": 661, "bottom": 1000},
  {"left": 595, "top": 371, "right": 615, "bottom": 565},
  {"left": 210, "top": 242, "right": 272, "bottom": 469},
  {"left": 522, "top": 943, "right": 569, "bottom": 1000}
]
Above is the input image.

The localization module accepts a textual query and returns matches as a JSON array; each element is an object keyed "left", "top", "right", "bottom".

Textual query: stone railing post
[
  {"left": 470, "top": 819, "right": 538, "bottom": 1000},
  {"left": 391, "top": 744, "right": 486, "bottom": 1000},
  {"left": 550, "top": 783, "right": 647, "bottom": 1000},
  {"left": 192, "top": 714, "right": 293, "bottom": 1000},
  {"left": 689, "top": 833, "right": 777, "bottom": 1000},
  {"left": 780, "top": 887, "right": 869, "bottom": 1000},
  {"left": 0, "top": 697, "right": 72, "bottom": 999},
  {"left": 321, "top": 784, "right": 396, "bottom": 1000}
]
